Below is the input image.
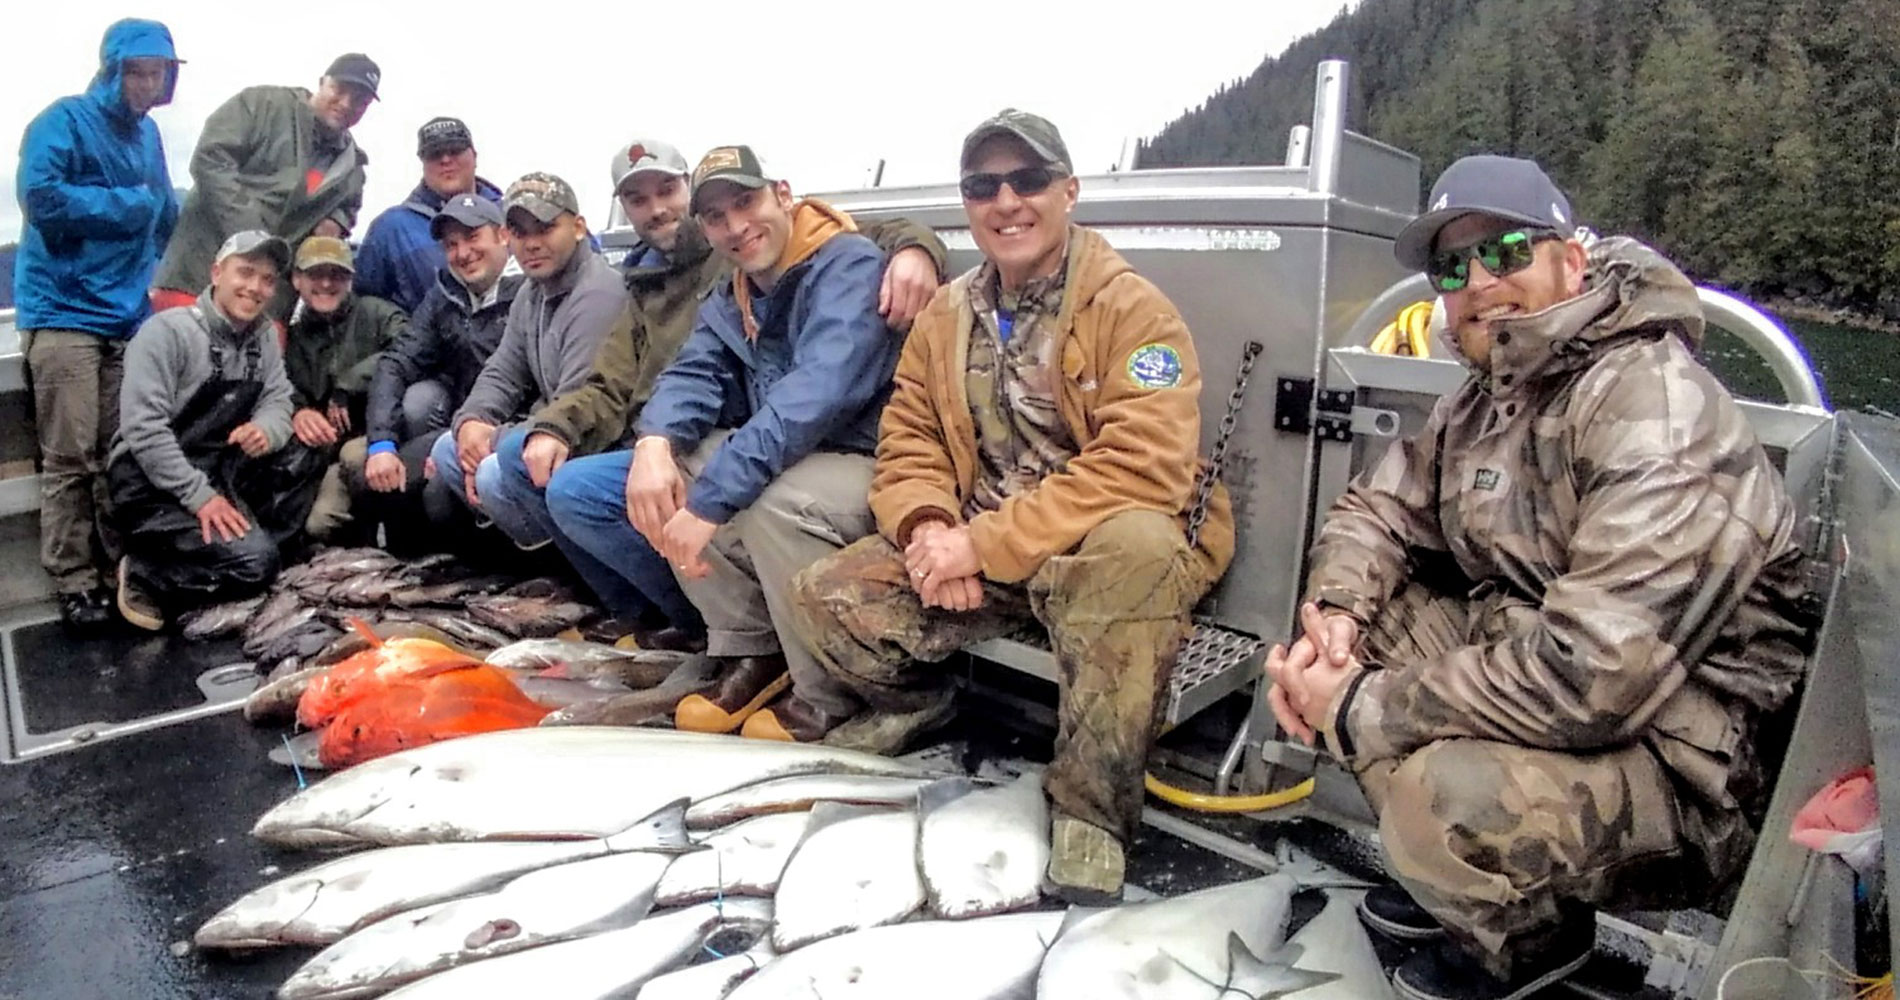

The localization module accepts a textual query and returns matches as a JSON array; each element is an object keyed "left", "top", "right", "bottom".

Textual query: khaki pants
[
  {"left": 673, "top": 432, "right": 877, "bottom": 717},
  {"left": 1351, "top": 582, "right": 1753, "bottom": 977},
  {"left": 304, "top": 437, "right": 365, "bottom": 542},
  {"left": 790, "top": 510, "right": 1221, "bottom": 839},
  {"left": 25, "top": 329, "right": 124, "bottom": 594}
]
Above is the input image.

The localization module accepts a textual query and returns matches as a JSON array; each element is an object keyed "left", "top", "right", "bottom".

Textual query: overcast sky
[{"left": 1, "top": 1, "right": 1350, "bottom": 244}]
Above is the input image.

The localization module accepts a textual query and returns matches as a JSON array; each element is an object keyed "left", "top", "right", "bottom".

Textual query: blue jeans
[
  {"left": 545, "top": 449, "right": 702, "bottom": 631},
  {"left": 482, "top": 427, "right": 559, "bottom": 548},
  {"left": 428, "top": 423, "right": 506, "bottom": 520}
]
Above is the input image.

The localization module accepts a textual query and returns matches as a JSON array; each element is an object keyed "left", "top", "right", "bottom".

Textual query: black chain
[{"left": 1186, "top": 340, "right": 1263, "bottom": 548}]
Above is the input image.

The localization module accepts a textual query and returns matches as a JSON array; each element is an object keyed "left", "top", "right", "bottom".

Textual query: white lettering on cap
[
  {"left": 461, "top": 196, "right": 477, "bottom": 207},
  {"left": 1432, "top": 193, "right": 1450, "bottom": 211},
  {"left": 1552, "top": 202, "right": 1568, "bottom": 224}
]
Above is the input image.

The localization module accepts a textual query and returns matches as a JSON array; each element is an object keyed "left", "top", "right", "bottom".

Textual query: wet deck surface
[{"left": 0, "top": 651, "right": 1297, "bottom": 1000}]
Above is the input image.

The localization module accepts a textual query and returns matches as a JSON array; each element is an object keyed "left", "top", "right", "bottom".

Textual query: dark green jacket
[
  {"left": 529, "top": 215, "right": 947, "bottom": 456},
  {"left": 154, "top": 85, "right": 367, "bottom": 302},
  {"left": 284, "top": 293, "right": 405, "bottom": 412}
]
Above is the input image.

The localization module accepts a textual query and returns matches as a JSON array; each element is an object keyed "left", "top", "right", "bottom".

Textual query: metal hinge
[{"left": 1273, "top": 376, "right": 1398, "bottom": 443}]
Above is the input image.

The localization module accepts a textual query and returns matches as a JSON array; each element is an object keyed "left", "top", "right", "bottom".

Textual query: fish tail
[
  {"left": 604, "top": 796, "right": 697, "bottom": 854},
  {"left": 349, "top": 617, "right": 383, "bottom": 647}
]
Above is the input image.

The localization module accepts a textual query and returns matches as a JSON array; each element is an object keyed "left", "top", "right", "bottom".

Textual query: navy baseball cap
[
  {"left": 430, "top": 193, "right": 504, "bottom": 239},
  {"left": 1394, "top": 155, "right": 1575, "bottom": 270}
]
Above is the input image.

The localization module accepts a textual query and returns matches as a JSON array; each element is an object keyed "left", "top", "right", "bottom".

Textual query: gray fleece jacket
[
  {"left": 452, "top": 244, "right": 630, "bottom": 432},
  {"left": 111, "top": 290, "right": 295, "bottom": 513}
]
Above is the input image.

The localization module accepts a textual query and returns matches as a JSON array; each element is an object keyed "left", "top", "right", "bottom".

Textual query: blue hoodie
[
  {"left": 14, "top": 19, "right": 180, "bottom": 337},
  {"left": 352, "top": 177, "right": 505, "bottom": 313}
]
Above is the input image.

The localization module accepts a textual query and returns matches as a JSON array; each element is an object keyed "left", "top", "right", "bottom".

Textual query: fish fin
[
  {"left": 348, "top": 617, "right": 382, "bottom": 647},
  {"left": 539, "top": 663, "right": 572, "bottom": 679},
  {"left": 916, "top": 776, "right": 978, "bottom": 817},
  {"left": 1051, "top": 904, "right": 1109, "bottom": 944},
  {"left": 604, "top": 796, "right": 696, "bottom": 853},
  {"left": 1222, "top": 934, "right": 1341, "bottom": 999},
  {"left": 802, "top": 799, "right": 893, "bottom": 835}
]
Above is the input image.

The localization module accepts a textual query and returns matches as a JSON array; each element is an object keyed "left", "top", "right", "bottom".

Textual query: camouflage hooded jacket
[{"left": 1308, "top": 237, "right": 1812, "bottom": 814}]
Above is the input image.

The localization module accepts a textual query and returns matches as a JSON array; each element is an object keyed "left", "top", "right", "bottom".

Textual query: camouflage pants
[
  {"left": 1355, "top": 582, "right": 1749, "bottom": 977},
  {"left": 791, "top": 509, "right": 1220, "bottom": 839}
]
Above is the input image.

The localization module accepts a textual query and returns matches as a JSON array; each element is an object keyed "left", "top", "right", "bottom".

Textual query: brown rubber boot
[
  {"left": 674, "top": 654, "right": 790, "bottom": 733},
  {"left": 740, "top": 691, "right": 856, "bottom": 743},
  {"left": 821, "top": 687, "right": 958, "bottom": 756}
]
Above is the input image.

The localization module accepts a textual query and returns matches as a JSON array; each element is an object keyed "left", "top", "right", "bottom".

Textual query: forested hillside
[{"left": 1141, "top": 0, "right": 1900, "bottom": 319}]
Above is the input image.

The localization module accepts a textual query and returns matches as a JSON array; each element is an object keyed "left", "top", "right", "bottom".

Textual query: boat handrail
[{"left": 1338, "top": 276, "right": 1829, "bottom": 410}]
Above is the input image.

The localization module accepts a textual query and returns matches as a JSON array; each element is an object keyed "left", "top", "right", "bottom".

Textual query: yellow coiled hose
[
  {"left": 1143, "top": 772, "right": 1316, "bottom": 814},
  {"left": 1367, "top": 300, "right": 1435, "bottom": 357}
]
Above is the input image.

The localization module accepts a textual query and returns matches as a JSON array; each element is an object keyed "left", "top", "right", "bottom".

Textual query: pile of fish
[
  {"left": 175, "top": 547, "right": 723, "bottom": 764},
  {"left": 180, "top": 546, "right": 615, "bottom": 671},
  {"left": 195, "top": 727, "right": 1347, "bottom": 999}
]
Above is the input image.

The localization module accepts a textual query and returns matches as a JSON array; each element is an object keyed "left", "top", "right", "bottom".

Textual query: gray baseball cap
[
  {"left": 430, "top": 192, "right": 505, "bottom": 239},
  {"left": 961, "top": 109, "right": 1073, "bottom": 174},
  {"left": 214, "top": 230, "right": 291, "bottom": 271},
  {"left": 1394, "top": 155, "right": 1576, "bottom": 270},
  {"left": 611, "top": 138, "right": 689, "bottom": 193},
  {"left": 502, "top": 172, "right": 580, "bottom": 225}
]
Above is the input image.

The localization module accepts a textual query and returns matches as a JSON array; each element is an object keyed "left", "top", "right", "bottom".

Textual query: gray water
[{"left": 1703, "top": 316, "right": 1899, "bottom": 416}]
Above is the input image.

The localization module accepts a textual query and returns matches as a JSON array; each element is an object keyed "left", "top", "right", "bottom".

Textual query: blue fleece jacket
[
  {"left": 637, "top": 233, "right": 894, "bottom": 524},
  {"left": 352, "top": 177, "right": 504, "bottom": 313},
  {"left": 13, "top": 19, "right": 179, "bottom": 337}
]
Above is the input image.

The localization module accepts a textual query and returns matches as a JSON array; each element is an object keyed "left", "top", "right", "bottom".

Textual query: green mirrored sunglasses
[{"left": 1427, "top": 228, "right": 1562, "bottom": 293}]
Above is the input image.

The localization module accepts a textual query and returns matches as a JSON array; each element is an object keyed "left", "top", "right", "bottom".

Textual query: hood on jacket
[
  {"left": 1046, "top": 224, "right": 1132, "bottom": 338},
  {"left": 88, "top": 19, "right": 180, "bottom": 123},
  {"left": 1478, "top": 236, "right": 1704, "bottom": 389},
  {"left": 733, "top": 198, "right": 857, "bottom": 340}
]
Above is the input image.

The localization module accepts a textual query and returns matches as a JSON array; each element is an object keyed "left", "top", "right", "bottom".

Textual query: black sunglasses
[
  {"left": 959, "top": 166, "right": 1062, "bottom": 202},
  {"left": 1426, "top": 228, "right": 1562, "bottom": 293}
]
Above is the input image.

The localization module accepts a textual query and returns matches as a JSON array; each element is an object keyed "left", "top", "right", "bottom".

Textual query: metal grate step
[{"left": 962, "top": 620, "right": 1266, "bottom": 726}]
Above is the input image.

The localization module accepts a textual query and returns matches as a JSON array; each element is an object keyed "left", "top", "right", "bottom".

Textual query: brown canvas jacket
[
  {"left": 871, "top": 225, "right": 1235, "bottom": 584},
  {"left": 1308, "top": 237, "right": 1813, "bottom": 813}
]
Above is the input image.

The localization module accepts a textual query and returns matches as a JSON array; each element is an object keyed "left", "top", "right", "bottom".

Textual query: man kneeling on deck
[
  {"left": 1265, "top": 155, "right": 1813, "bottom": 1000},
  {"left": 110, "top": 231, "right": 309, "bottom": 629},
  {"left": 789, "top": 111, "right": 1234, "bottom": 905},
  {"left": 286, "top": 236, "right": 406, "bottom": 545},
  {"left": 548, "top": 146, "right": 915, "bottom": 737}
]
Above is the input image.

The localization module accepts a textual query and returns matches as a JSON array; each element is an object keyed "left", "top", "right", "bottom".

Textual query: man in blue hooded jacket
[
  {"left": 14, "top": 18, "right": 182, "bottom": 628},
  {"left": 352, "top": 116, "right": 504, "bottom": 312}
]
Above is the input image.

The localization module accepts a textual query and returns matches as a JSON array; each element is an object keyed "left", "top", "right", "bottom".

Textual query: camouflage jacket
[{"left": 1310, "top": 238, "right": 1813, "bottom": 813}]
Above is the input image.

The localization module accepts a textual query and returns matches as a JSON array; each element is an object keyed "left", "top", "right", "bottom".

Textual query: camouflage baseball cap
[
  {"left": 214, "top": 230, "right": 291, "bottom": 271},
  {"left": 503, "top": 172, "right": 580, "bottom": 225},
  {"left": 611, "top": 138, "right": 689, "bottom": 193},
  {"left": 689, "top": 145, "right": 771, "bottom": 215},
  {"left": 961, "top": 109, "right": 1072, "bottom": 174},
  {"left": 294, "top": 235, "right": 354, "bottom": 273}
]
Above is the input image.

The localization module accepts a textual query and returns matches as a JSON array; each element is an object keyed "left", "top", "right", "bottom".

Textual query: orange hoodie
[{"left": 732, "top": 197, "right": 858, "bottom": 341}]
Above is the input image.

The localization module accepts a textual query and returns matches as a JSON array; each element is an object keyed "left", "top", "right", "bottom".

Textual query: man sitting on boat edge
[
  {"left": 1266, "top": 154, "right": 1815, "bottom": 1000},
  {"left": 788, "top": 110, "right": 1235, "bottom": 906},
  {"left": 546, "top": 145, "right": 924, "bottom": 740}
]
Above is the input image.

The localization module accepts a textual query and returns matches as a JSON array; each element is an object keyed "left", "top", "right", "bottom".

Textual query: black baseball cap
[
  {"left": 417, "top": 116, "right": 472, "bottom": 158},
  {"left": 689, "top": 145, "right": 772, "bottom": 215},
  {"left": 324, "top": 53, "right": 381, "bottom": 99},
  {"left": 1394, "top": 155, "right": 1575, "bottom": 270},
  {"left": 430, "top": 193, "right": 504, "bottom": 239}
]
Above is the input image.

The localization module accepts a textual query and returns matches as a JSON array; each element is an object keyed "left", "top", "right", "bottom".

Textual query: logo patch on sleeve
[
  {"left": 1126, "top": 343, "right": 1184, "bottom": 389},
  {"left": 1473, "top": 468, "right": 1501, "bottom": 491}
]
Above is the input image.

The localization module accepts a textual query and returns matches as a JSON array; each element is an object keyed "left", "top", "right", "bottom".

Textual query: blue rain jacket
[{"left": 14, "top": 19, "right": 180, "bottom": 336}]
